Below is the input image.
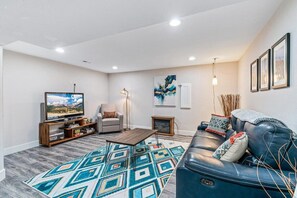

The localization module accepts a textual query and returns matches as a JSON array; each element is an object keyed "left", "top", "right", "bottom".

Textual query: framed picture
[
  {"left": 154, "top": 75, "right": 177, "bottom": 106},
  {"left": 271, "top": 33, "right": 290, "bottom": 89},
  {"left": 259, "top": 49, "right": 270, "bottom": 91},
  {"left": 250, "top": 60, "right": 258, "bottom": 92}
]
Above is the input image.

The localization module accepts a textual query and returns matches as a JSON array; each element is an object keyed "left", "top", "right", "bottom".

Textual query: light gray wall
[
  {"left": 109, "top": 62, "right": 238, "bottom": 134},
  {"left": 3, "top": 50, "right": 109, "bottom": 154},
  {"left": 0, "top": 47, "right": 5, "bottom": 181},
  {"left": 238, "top": 0, "right": 297, "bottom": 132}
]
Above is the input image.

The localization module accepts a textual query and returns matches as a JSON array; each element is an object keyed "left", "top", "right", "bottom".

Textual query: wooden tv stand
[{"left": 39, "top": 117, "right": 97, "bottom": 147}]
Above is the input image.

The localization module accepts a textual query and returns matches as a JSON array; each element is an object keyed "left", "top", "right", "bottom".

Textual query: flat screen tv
[{"left": 45, "top": 92, "right": 84, "bottom": 121}]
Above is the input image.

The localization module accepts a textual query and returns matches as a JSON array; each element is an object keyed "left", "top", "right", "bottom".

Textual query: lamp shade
[
  {"left": 212, "top": 76, "right": 218, "bottom": 86},
  {"left": 121, "top": 88, "right": 128, "bottom": 96}
]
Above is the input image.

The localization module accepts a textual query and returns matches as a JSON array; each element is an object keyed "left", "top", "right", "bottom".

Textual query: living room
[{"left": 0, "top": 0, "right": 296, "bottom": 197}]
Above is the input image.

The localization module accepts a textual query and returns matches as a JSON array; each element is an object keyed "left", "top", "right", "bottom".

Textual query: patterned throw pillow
[
  {"left": 205, "top": 114, "right": 230, "bottom": 137},
  {"left": 103, "top": 111, "right": 116, "bottom": 118},
  {"left": 213, "top": 132, "right": 248, "bottom": 162}
]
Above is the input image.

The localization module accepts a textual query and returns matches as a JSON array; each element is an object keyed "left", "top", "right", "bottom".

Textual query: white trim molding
[
  {"left": 4, "top": 140, "right": 39, "bottom": 156},
  {"left": 175, "top": 129, "right": 195, "bottom": 136},
  {"left": 0, "top": 168, "right": 5, "bottom": 181}
]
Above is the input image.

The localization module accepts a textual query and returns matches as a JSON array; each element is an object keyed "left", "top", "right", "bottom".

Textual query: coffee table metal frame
[{"left": 104, "top": 128, "right": 159, "bottom": 168}]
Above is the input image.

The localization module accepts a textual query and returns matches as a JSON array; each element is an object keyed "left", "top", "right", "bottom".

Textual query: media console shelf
[{"left": 39, "top": 117, "right": 97, "bottom": 147}]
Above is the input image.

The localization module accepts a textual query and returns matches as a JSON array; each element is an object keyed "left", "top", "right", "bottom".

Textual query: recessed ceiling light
[
  {"left": 82, "top": 60, "right": 91, "bottom": 64},
  {"left": 112, "top": 66, "right": 118, "bottom": 70},
  {"left": 55, "top": 47, "right": 64, "bottom": 53},
  {"left": 189, "top": 56, "right": 196, "bottom": 61},
  {"left": 169, "top": 19, "right": 181, "bottom": 27}
]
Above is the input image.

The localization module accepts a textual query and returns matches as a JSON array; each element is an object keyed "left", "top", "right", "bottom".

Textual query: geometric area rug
[{"left": 24, "top": 138, "right": 189, "bottom": 198}]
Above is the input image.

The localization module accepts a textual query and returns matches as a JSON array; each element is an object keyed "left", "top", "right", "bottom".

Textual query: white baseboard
[
  {"left": 175, "top": 130, "right": 195, "bottom": 136},
  {"left": 4, "top": 140, "right": 39, "bottom": 156},
  {"left": 130, "top": 125, "right": 195, "bottom": 136},
  {"left": 0, "top": 168, "right": 5, "bottom": 181},
  {"left": 130, "top": 125, "right": 150, "bottom": 130}
]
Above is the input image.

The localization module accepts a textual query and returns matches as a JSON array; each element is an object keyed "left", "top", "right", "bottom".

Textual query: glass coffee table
[{"left": 104, "top": 128, "right": 159, "bottom": 167}]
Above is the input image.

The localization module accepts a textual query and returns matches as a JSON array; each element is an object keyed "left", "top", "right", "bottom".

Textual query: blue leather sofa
[{"left": 176, "top": 114, "right": 296, "bottom": 198}]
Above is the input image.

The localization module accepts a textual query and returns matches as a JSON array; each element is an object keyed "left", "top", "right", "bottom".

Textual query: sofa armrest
[
  {"left": 197, "top": 121, "right": 209, "bottom": 131},
  {"left": 97, "top": 113, "right": 103, "bottom": 133},
  {"left": 184, "top": 152, "right": 295, "bottom": 190}
]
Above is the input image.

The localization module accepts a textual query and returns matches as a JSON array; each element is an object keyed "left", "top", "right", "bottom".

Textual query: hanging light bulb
[
  {"left": 212, "top": 75, "right": 218, "bottom": 85},
  {"left": 212, "top": 58, "right": 218, "bottom": 86}
]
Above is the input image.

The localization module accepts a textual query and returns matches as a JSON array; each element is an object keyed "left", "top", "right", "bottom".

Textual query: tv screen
[{"left": 45, "top": 92, "right": 84, "bottom": 121}]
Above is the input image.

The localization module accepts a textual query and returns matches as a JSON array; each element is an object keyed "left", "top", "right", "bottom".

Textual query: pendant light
[
  {"left": 212, "top": 58, "right": 218, "bottom": 113},
  {"left": 212, "top": 58, "right": 218, "bottom": 86}
]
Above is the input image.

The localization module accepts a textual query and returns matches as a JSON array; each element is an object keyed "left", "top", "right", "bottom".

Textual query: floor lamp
[{"left": 121, "top": 88, "right": 129, "bottom": 130}]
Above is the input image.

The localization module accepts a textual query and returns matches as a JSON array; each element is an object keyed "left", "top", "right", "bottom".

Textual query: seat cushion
[
  {"left": 102, "top": 118, "right": 120, "bottom": 126},
  {"left": 190, "top": 136, "right": 224, "bottom": 151},
  {"left": 102, "top": 125, "right": 121, "bottom": 133}
]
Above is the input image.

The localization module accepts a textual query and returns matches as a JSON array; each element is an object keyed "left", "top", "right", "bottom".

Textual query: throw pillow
[
  {"left": 205, "top": 114, "right": 230, "bottom": 137},
  {"left": 103, "top": 111, "right": 116, "bottom": 118},
  {"left": 212, "top": 132, "right": 248, "bottom": 162}
]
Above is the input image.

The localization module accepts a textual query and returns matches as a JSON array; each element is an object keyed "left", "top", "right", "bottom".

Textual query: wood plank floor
[{"left": 0, "top": 133, "right": 193, "bottom": 198}]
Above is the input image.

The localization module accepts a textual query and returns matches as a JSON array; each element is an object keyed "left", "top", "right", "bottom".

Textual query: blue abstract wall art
[{"left": 154, "top": 75, "right": 177, "bottom": 106}]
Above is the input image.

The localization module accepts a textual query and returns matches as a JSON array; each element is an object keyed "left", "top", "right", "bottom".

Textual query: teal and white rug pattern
[{"left": 24, "top": 138, "right": 189, "bottom": 198}]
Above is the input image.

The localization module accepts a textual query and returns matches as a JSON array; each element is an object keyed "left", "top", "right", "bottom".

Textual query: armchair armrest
[
  {"left": 184, "top": 152, "right": 295, "bottom": 190},
  {"left": 97, "top": 113, "right": 103, "bottom": 119},
  {"left": 117, "top": 112, "right": 124, "bottom": 130},
  {"left": 97, "top": 113, "right": 103, "bottom": 133},
  {"left": 116, "top": 112, "right": 123, "bottom": 118}
]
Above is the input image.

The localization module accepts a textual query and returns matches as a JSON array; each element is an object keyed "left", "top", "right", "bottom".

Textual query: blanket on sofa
[{"left": 231, "top": 109, "right": 287, "bottom": 127}]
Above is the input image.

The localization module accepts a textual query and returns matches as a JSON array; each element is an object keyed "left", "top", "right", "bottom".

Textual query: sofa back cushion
[
  {"left": 231, "top": 115, "right": 246, "bottom": 132},
  {"left": 232, "top": 115, "right": 292, "bottom": 169}
]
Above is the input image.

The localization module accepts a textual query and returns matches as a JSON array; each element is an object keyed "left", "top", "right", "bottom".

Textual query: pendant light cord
[{"left": 212, "top": 58, "right": 217, "bottom": 113}]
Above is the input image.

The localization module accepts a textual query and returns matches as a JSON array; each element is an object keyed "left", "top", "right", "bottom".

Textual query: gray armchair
[{"left": 97, "top": 104, "right": 123, "bottom": 133}]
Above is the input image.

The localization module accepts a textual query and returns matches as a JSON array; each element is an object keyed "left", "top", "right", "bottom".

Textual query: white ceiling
[{"left": 1, "top": 0, "right": 283, "bottom": 73}]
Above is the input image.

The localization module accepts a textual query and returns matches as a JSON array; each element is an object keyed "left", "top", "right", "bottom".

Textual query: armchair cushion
[
  {"left": 102, "top": 118, "right": 120, "bottom": 126},
  {"left": 101, "top": 104, "right": 116, "bottom": 114}
]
